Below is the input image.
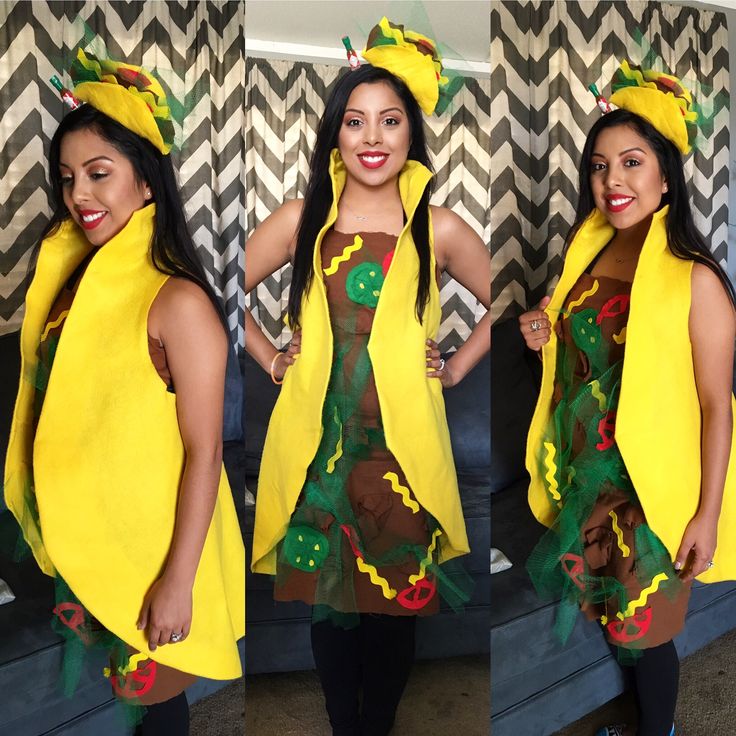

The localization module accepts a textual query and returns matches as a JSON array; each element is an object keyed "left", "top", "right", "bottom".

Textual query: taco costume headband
[
  {"left": 591, "top": 60, "right": 698, "bottom": 155},
  {"left": 51, "top": 49, "right": 174, "bottom": 155},
  {"left": 342, "top": 16, "right": 450, "bottom": 115}
]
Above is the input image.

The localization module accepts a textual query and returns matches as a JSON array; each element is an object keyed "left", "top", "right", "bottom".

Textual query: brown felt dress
[{"left": 274, "top": 229, "right": 444, "bottom": 617}]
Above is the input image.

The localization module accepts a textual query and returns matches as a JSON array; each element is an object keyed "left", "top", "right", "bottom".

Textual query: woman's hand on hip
[
  {"left": 426, "top": 339, "right": 458, "bottom": 388},
  {"left": 675, "top": 511, "right": 719, "bottom": 582},
  {"left": 272, "top": 330, "right": 301, "bottom": 380},
  {"left": 137, "top": 574, "right": 193, "bottom": 651},
  {"left": 519, "top": 296, "right": 552, "bottom": 351}
]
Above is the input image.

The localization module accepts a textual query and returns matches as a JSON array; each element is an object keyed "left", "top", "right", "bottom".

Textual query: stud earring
[{"left": 145, "top": 190, "right": 152, "bottom": 199}]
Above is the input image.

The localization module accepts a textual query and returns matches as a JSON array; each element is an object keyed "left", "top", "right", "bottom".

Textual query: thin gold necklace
[{"left": 341, "top": 200, "right": 369, "bottom": 222}]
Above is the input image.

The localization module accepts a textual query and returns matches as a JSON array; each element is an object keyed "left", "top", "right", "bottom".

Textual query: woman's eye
[
  {"left": 624, "top": 158, "right": 641, "bottom": 167},
  {"left": 60, "top": 176, "right": 73, "bottom": 187},
  {"left": 591, "top": 162, "right": 606, "bottom": 172},
  {"left": 383, "top": 117, "right": 400, "bottom": 126},
  {"left": 90, "top": 171, "right": 109, "bottom": 180},
  {"left": 345, "top": 118, "right": 363, "bottom": 127}
]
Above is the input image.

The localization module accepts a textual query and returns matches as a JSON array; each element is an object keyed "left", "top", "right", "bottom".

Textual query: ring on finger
[
  {"left": 438, "top": 358, "right": 445, "bottom": 371},
  {"left": 530, "top": 319, "right": 541, "bottom": 332},
  {"left": 170, "top": 631, "right": 184, "bottom": 643},
  {"left": 707, "top": 560, "right": 715, "bottom": 569}
]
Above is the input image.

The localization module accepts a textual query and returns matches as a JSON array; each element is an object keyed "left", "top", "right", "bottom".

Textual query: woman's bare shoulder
[{"left": 149, "top": 277, "right": 224, "bottom": 342}]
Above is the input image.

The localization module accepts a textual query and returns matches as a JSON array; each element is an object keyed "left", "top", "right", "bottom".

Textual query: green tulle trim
[
  {"left": 277, "top": 274, "right": 472, "bottom": 617},
  {"left": 527, "top": 332, "right": 684, "bottom": 654}
]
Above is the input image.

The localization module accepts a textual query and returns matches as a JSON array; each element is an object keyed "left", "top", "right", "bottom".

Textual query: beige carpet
[
  {"left": 191, "top": 679, "right": 244, "bottom": 736},
  {"left": 189, "top": 655, "right": 488, "bottom": 735},
  {"left": 190, "top": 628, "right": 736, "bottom": 735},
  {"left": 554, "top": 628, "right": 736, "bottom": 736}
]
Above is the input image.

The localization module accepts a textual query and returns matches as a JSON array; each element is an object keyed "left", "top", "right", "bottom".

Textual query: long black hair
[
  {"left": 39, "top": 104, "right": 230, "bottom": 332},
  {"left": 287, "top": 64, "right": 434, "bottom": 329},
  {"left": 569, "top": 108, "right": 736, "bottom": 306}
]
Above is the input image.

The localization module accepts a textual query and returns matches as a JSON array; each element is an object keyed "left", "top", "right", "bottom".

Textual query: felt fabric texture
[
  {"left": 362, "top": 46, "right": 438, "bottom": 116},
  {"left": 362, "top": 17, "right": 442, "bottom": 115},
  {"left": 70, "top": 49, "right": 173, "bottom": 154},
  {"left": 4, "top": 204, "right": 245, "bottom": 679},
  {"left": 525, "top": 206, "right": 736, "bottom": 584},
  {"left": 74, "top": 81, "right": 168, "bottom": 153},
  {"left": 608, "top": 61, "right": 696, "bottom": 156},
  {"left": 609, "top": 86, "right": 690, "bottom": 154},
  {"left": 252, "top": 149, "right": 469, "bottom": 574}
]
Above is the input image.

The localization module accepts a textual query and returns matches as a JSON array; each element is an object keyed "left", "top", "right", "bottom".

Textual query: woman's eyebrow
[{"left": 59, "top": 156, "right": 115, "bottom": 167}]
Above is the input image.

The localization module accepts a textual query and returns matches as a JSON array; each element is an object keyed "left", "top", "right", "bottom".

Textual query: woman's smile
[
  {"left": 77, "top": 208, "right": 108, "bottom": 230},
  {"left": 357, "top": 151, "right": 390, "bottom": 169},
  {"left": 604, "top": 194, "right": 635, "bottom": 213}
]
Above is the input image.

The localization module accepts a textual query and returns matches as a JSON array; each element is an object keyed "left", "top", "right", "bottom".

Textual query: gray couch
[
  {"left": 243, "top": 350, "right": 491, "bottom": 674},
  {"left": 490, "top": 317, "right": 736, "bottom": 735},
  {"left": 0, "top": 330, "right": 246, "bottom": 736}
]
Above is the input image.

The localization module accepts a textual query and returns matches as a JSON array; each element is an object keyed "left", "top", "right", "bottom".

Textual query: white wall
[{"left": 245, "top": 0, "right": 490, "bottom": 76}]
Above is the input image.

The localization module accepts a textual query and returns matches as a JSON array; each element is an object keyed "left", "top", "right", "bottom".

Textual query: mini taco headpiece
[
  {"left": 358, "top": 16, "right": 449, "bottom": 116},
  {"left": 603, "top": 60, "right": 698, "bottom": 155},
  {"left": 53, "top": 49, "right": 174, "bottom": 155}
]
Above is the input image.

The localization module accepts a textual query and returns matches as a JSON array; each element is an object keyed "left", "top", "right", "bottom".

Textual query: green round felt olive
[
  {"left": 346, "top": 262, "right": 384, "bottom": 308},
  {"left": 283, "top": 526, "right": 330, "bottom": 572}
]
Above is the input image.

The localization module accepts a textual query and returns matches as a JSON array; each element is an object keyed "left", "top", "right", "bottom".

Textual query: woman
[
  {"left": 4, "top": 51, "right": 245, "bottom": 733},
  {"left": 519, "top": 62, "right": 736, "bottom": 736},
  {"left": 246, "top": 19, "right": 490, "bottom": 736}
]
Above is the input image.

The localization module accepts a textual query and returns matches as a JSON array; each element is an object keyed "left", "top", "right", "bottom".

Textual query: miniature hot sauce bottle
[
  {"left": 588, "top": 83, "right": 612, "bottom": 114},
  {"left": 50, "top": 76, "right": 82, "bottom": 110},
  {"left": 342, "top": 36, "right": 361, "bottom": 69}
]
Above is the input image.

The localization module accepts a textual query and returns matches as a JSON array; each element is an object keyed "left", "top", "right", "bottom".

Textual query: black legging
[
  {"left": 134, "top": 691, "right": 190, "bottom": 736},
  {"left": 311, "top": 614, "right": 416, "bottom": 736},
  {"left": 611, "top": 639, "right": 679, "bottom": 736}
]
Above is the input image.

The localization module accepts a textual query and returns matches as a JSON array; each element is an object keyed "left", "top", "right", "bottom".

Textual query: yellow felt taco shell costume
[
  {"left": 252, "top": 150, "right": 469, "bottom": 574},
  {"left": 526, "top": 206, "right": 736, "bottom": 583},
  {"left": 4, "top": 205, "right": 245, "bottom": 677}
]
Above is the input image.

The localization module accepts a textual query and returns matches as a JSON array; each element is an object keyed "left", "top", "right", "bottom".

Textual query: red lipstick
[
  {"left": 77, "top": 209, "right": 108, "bottom": 230},
  {"left": 605, "top": 196, "right": 634, "bottom": 214},
  {"left": 358, "top": 151, "right": 389, "bottom": 169}
]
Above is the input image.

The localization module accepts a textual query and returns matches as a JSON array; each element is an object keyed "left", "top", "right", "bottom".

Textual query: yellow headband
[
  {"left": 607, "top": 61, "right": 697, "bottom": 155},
  {"left": 65, "top": 49, "right": 174, "bottom": 155}
]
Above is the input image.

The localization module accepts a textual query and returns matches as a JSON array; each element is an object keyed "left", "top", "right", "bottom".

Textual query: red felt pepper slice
[
  {"left": 606, "top": 608, "right": 653, "bottom": 644},
  {"left": 596, "top": 411, "right": 616, "bottom": 451},
  {"left": 560, "top": 553, "right": 586, "bottom": 591},
  {"left": 53, "top": 601, "right": 91, "bottom": 644},
  {"left": 111, "top": 660, "right": 158, "bottom": 700},
  {"left": 341, "top": 524, "right": 363, "bottom": 560},
  {"left": 382, "top": 249, "right": 395, "bottom": 277},
  {"left": 396, "top": 576, "right": 437, "bottom": 610},
  {"left": 596, "top": 294, "right": 630, "bottom": 325}
]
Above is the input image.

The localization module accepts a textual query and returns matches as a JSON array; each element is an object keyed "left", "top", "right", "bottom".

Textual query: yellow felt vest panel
[
  {"left": 526, "top": 206, "right": 736, "bottom": 583},
  {"left": 252, "top": 150, "right": 469, "bottom": 574},
  {"left": 4, "top": 205, "right": 245, "bottom": 678}
]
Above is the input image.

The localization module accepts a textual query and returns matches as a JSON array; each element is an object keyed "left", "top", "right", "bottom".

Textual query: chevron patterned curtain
[
  {"left": 490, "top": 0, "right": 730, "bottom": 323},
  {"left": 0, "top": 1, "right": 246, "bottom": 349},
  {"left": 245, "top": 57, "right": 490, "bottom": 353}
]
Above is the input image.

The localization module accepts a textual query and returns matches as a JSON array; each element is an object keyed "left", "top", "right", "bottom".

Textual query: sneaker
[{"left": 594, "top": 725, "right": 674, "bottom": 736}]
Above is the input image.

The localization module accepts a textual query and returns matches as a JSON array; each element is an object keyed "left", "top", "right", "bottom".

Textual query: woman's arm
[
  {"left": 138, "top": 279, "right": 228, "bottom": 650},
  {"left": 245, "top": 199, "right": 303, "bottom": 378},
  {"left": 676, "top": 263, "right": 736, "bottom": 581},
  {"left": 426, "top": 206, "right": 491, "bottom": 387}
]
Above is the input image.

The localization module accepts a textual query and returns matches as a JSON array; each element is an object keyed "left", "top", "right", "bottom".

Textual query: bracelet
[{"left": 270, "top": 352, "right": 284, "bottom": 385}]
